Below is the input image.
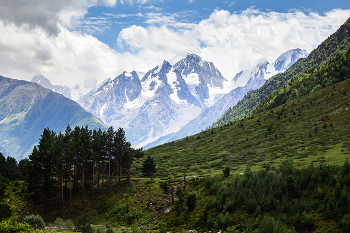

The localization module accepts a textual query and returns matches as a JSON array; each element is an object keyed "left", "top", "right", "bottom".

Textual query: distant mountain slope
[
  {"left": 0, "top": 75, "right": 105, "bottom": 160},
  {"left": 233, "top": 48, "right": 309, "bottom": 87},
  {"left": 31, "top": 74, "right": 72, "bottom": 99},
  {"left": 143, "top": 48, "right": 308, "bottom": 149},
  {"left": 211, "top": 17, "right": 350, "bottom": 128}
]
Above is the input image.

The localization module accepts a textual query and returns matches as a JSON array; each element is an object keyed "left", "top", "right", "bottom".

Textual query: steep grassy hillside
[
  {"left": 142, "top": 78, "right": 350, "bottom": 178},
  {"left": 254, "top": 46, "right": 350, "bottom": 114},
  {"left": 211, "top": 17, "right": 350, "bottom": 128},
  {"left": 0, "top": 76, "right": 106, "bottom": 160}
]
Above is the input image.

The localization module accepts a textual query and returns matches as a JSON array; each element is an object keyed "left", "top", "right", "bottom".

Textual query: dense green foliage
[
  {"left": 0, "top": 175, "right": 12, "bottom": 221},
  {"left": 255, "top": 46, "right": 350, "bottom": 114},
  {"left": 23, "top": 214, "right": 45, "bottom": 230},
  {"left": 157, "top": 160, "right": 350, "bottom": 232},
  {"left": 26, "top": 125, "right": 143, "bottom": 217},
  {"left": 0, "top": 152, "right": 28, "bottom": 181},
  {"left": 142, "top": 156, "right": 157, "bottom": 176},
  {"left": 0, "top": 218, "right": 32, "bottom": 233},
  {"left": 212, "top": 17, "right": 350, "bottom": 128},
  {"left": 75, "top": 213, "right": 94, "bottom": 233}
]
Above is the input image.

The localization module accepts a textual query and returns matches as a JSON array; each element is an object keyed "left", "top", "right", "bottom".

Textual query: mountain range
[
  {"left": 76, "top": 49, "right": 307, "bottom": 148},
  {"left": 24, "top": 47, "right": 308, "bottom": 153},
  {"left": 141, "top": 49, "right": 308, "bottom": 148}
]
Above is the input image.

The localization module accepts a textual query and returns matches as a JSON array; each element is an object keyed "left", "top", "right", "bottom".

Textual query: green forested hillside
[
  {"left": 143, "top": 78, "right": 350, "bottom": 178},
  {"left": 211, "top": 17, "right": 350, "bottom": 128},
  {"left": 254, "top": 46, "right": 350, "bottom": 114},
  {"left": 0, "top": 76, "right": 106, "bottom": 160}
]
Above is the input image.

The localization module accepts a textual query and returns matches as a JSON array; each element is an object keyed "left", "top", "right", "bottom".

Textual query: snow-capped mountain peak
[
  {"left": 233, "top": 48, "right": 309, "bottom": 87},
  {"left": 170, "top": 52, "right": 190, "bottom": 66},
  {"left": 31, "top": 74, "right": 72, "bottom": 99},
  {"left": 273, "top": 48, "right": 309, "bottom": 72}
]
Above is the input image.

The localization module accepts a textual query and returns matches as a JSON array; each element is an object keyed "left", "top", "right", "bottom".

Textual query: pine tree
[
  {"left": 0, "top": 152, "right": 6, "bottom": 177},
  {"left": 142, "top": 156, "right": 156, "bottom": 176}
]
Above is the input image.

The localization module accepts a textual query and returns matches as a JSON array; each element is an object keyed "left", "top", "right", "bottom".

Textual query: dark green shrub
[
  {"left": 75, "top": 213, "right": 94, "bottom": 233},
  {"left": 142, "top": 156, "right": 156, "bottom": 176},
  {"left": 0, "top": 218, "right": 32, "bottom": 232},
  {"left": 223, "top": 166, "right": 230, "bottom": 178},
  {"left": 175, "top": 186, "right": 185, "bottom": 211},
  {"left": 0, "top": 204, "right": 11, "bottom": 221},
  {"left": 214, "top": 213, "right": 232, "bottom": 231},
  {"left": 158, "top": 225, "right": 167, "bottom": 233},
  {"left": 23, "top": 214, "right": 45, "bottom": 230},
  {"left": 159, "top": 180, "right": 170, "bottom": 195},
  {"left": 187, "top": 192, "right": 197, "bottom": 212}
]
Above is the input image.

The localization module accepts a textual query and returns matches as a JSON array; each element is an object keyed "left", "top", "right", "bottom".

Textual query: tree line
[{"left": 24, "top": 125, "right": 143, "bottom": 214}]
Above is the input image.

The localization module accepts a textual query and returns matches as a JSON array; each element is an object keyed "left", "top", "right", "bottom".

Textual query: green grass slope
[
  {"left": 211, "top": 17, "right": 350, "bottom": 128},
  {"left": 0, "top": 76, "right": 106, "bottom": 160},
  {"left": 142, "top": 78, "right": 350, "bottom": 178}
]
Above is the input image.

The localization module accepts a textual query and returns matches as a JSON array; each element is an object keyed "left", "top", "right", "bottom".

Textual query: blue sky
[
  {"left": 0, "top": 0, "right": 349, "bottom": 87},
  {"left": 82, "top": 0, "right": 350, "bottom": 51}
]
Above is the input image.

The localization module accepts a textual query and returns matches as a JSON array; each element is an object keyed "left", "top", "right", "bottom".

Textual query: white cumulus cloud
[
  {"left": 118, "top": 8, "right": 350, "bottom": 80},
  {"left": 0, "top": 2, "right": 349, "bottom": 91}
]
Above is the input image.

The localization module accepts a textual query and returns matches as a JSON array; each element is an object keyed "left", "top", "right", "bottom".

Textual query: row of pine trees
[{"left": 25, "top": 125, "right": 143, "bottom": 214}]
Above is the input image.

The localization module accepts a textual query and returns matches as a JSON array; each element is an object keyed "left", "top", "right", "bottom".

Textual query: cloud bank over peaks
[
  {"left": 117, "top": 8, "right": 350, "bottom": 80},
  {"left": 0, "top": 2, "right": 349, "bottom": 90}
]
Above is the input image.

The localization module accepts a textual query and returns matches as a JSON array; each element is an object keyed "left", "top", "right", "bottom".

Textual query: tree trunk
[
  {"left": 127, "top": 162, "right": 131, "bottom": 186},
  {"left": 109, "top": 158, "right": 111, "bottom": 193},
  {"left": 61, "top": 173, "right": 64, "bottom": 215},
  {"left": 115, "top": 173, "right": 118, "bottom": 192},
  {"left": 119, "top": 159, "right": 122, "bottom": 187},
  {"left": 171, "top": 185, "right": 174, "bottom": 202},
  {"left": 82, "top": 164, "right": 85, "bottom": 201},
  {"left": 183, "top": 174, "right": 186, "bottom": 191},
  {"left": 146, "top": 195, "right": 151, "bottom": 208},
  {"left": 58, "top": 175, "right": 61, "bottom": 213},
  {"left": 92, "top": 160, "right": 95, "bottom": 202},
  {"left": 69, "top": 171, "right": 72, "bottom": 212},
  {"left": 74, "top": 166, "right": 77, "bottom": 197},
  {"left": 101, "top": 174, "right": 104, "bottom": 195},
  {"left": 97, "top": 164, "right": 99, "bottom": 197}
]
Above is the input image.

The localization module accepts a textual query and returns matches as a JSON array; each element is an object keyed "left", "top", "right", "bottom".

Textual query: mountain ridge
[{"left": 0, "top": 75, "right": 106, "bottom": 160}]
